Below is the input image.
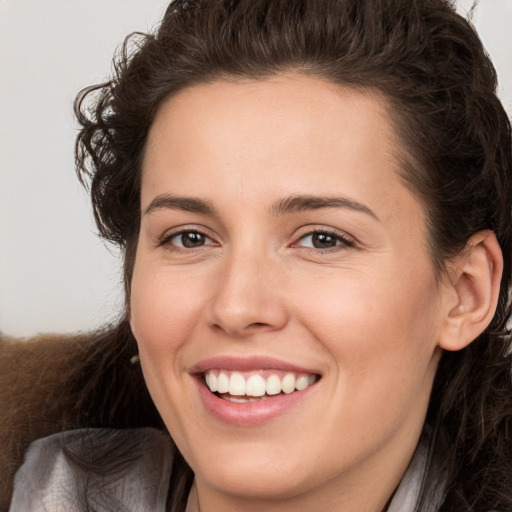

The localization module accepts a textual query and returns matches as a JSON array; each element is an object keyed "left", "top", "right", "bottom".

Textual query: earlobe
[{"left": 438, "top": 231, "right": 503, "bottom": 352}]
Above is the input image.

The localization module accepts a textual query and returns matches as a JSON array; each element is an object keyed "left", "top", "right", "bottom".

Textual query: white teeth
[
  {"left": 204, "top": 370, "right": 317, "bottom": 397},
  {"left": 224, "top": 395, "right": 265, "bottom": 403},
  {"left": 295, "top": 374, "right": 310, "bottom": 391},
  {"left": 265, "top": 374, "right": 282, "bottom": 395},
  {"left": 217, "top": 372, "right": 229, "bottom": 393},
  {"left": 206, "top": 372, "right": 217, "bottom": 392},
  {"left": 281, "top": 373, "right": 296, "bottom": 394},
  {"left": 224, "top": 396, "right": 247, "bottom": 403},
  {"left": 246, "top": 374, "right": 266, "bottom": 396},
  {"left": 229, "top": 372, "right": 246, "bottom": 396}
]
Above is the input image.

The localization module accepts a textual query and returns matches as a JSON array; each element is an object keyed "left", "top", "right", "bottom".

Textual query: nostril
[
  {"left": 210, "top": 320, "right": 274, "bottom": 337},
  {"left": 208, "top": 295, "right": 289, "bottom": 336}
]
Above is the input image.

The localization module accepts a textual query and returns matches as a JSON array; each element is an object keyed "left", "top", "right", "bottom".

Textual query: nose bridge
[{"left": 208, "top": 243, "right": 288, "bottom": 336}]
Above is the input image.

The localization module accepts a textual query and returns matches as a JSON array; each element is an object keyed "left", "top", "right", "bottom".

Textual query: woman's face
[{"left": 130, "top": 75, "right": 450, "bottom": 509}]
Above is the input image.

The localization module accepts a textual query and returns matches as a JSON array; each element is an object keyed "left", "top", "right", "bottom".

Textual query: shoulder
[
  {"left": 9, "top": 428, "right": 173, "bottom": 512},
  {"left": 0, "top": 327, "right": 155, "bottom": 510},
  {"left": 0, "top": 332, "right": 89, "bottom": 510}
]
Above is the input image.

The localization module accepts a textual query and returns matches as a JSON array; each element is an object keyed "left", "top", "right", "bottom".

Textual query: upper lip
[{"left": 189, "top": 356, "right": 320, "bottom": 375}]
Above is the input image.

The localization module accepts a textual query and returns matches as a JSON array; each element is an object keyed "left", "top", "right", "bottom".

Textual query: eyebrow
[
  {"left": 144, "top": 195, "right": 215, "bottom": 216},
  {"left": 271, "top": 195, "right": 379, "bottom": 220},
  {"left": 144, "top": 193, "right": 378, "bottom": 220}
]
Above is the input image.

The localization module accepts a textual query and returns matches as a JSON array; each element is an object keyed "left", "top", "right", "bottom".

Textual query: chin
[{"left": 198, "top": 462, "right": 310, "bottom": 501}]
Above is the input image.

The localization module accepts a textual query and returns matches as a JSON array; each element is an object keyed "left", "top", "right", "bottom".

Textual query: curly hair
[{"left": 74, "top": 0, "right": 512, "bottom": 510}]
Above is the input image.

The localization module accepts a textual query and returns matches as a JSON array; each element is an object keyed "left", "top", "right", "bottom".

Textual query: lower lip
[{"left": 195, "top": 378, "right": 316, "bottom": 426}]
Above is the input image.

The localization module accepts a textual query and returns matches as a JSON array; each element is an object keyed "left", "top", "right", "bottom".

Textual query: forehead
[
  {"left": 141, "top": 75, "right": 424, "bottom": 229},
  {"left": 146, "top": 75, "right": 394, "bottom": 159},
  {"left": 145, "top": 76, "right": 394, "bottom": 178}
]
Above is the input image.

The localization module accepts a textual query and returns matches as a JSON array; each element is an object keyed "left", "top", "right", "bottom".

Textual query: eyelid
[
  {"left": 291, "top": 227, "right": 356, "bottom": 250},
  {"left": 156, "top": 224, "right": 355, "bottom": 251},
  {"left": 157, "top": 225, "right": 218, "bottom": 248}
]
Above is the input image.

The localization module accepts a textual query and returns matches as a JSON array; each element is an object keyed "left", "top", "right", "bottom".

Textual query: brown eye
[
  {"left": 310, "top": 233, "right": 338, "bottom": 248},
  {"left": 296, "top": 231, "right": 353, "bottom": 250},
  {"left": 169, "top": 231, "right": 210, "bottom": 248}
]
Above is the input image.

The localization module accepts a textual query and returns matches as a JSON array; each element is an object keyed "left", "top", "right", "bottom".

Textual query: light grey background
[{"left": 1, "top": 0, "right": 511, "bottom": 338}]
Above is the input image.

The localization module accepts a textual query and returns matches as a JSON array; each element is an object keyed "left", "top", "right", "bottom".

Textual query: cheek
[
  {"left": 129, "top": 263, "right": 206, "bottom": 359},
  {"left": 316, "top": 291, "right": 438, "bottom": 444},
  {"left": 295, "top": 265, "right": 442, "bottom": 389},
  {"left": 128, "top": 263, "right": 206, "bottom": 436}
]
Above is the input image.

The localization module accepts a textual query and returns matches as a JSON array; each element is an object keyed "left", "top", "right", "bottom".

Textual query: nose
[{"left": 207, "top": 250, "right": 289, "bottom": 338}]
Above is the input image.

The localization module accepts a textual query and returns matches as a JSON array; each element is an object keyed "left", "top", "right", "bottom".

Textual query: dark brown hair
[{"left": 73, "top": 0, "right": 512, "bottom": 510}]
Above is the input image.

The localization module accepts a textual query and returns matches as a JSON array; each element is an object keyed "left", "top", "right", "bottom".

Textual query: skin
[{"left": 129, "top": 75, "right": 478, "bottom": 511}]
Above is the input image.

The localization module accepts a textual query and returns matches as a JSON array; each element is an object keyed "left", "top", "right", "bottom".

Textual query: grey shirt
[{"left": 10, "top": 428, "right": 438, "bottom": 512}]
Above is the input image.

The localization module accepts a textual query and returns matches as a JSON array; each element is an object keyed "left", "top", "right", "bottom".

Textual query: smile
[
  {"left": 204, "top": 370, "right": 317, "bottom": 402},
  {"left": 191, "top": 357, "right": 321, "bottom": 425}
]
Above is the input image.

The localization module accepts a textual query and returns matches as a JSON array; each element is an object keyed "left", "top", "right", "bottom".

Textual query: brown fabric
[
  {"left": 0, "top": 326, "right": 165, "bottom": 512},
  {"left": 0, "top": 333, "right": 89, "bottom": 511}
]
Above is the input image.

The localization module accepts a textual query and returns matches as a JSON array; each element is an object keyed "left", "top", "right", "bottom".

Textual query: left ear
[{"left": 438, "top": 230, "right": 503, "bottom": 351}]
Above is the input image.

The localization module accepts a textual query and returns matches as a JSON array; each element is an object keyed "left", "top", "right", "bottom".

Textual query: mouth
[
  {"left": 203, "top": 369, "right": 319, "bottom": 403},
  {"left": 191, "top": 357, "right": 321, "bottom": 425}
]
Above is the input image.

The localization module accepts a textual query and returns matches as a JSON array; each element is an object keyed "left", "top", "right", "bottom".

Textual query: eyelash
[
  {"left": 158, "top": 227, "right": 354, "bottom": 254},
  {"left": 158, "top": 229, "right": 216, "bottom": 250},
  {"left": 293, "top": 229, "right": 355, "bottom": 252}
]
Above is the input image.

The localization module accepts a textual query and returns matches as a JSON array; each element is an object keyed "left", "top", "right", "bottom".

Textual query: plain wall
[
  {"left": 0, "top": 0, "right": 169, "bottom": 337},
  {"left": 1, "top": 0, "right": 511, "bottom": 338}
]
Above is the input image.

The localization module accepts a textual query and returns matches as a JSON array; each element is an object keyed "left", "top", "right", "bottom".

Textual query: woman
[{"left": 3, "top": 0, "right": 511, "bottom": 510}]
